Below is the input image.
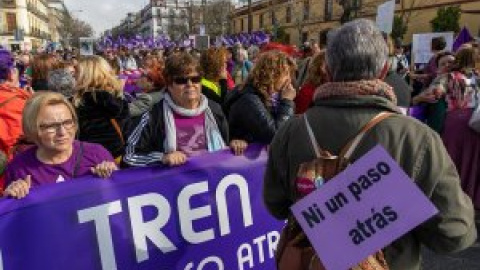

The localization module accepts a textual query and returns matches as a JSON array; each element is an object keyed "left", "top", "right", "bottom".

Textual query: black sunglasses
[{"left": 173, "top": 75, "right": 202, "bottom": 85}]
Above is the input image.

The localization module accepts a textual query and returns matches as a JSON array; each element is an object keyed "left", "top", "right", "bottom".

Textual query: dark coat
[
  {"left": 224, "top": 84, "right": 295, "bottom": 144},
  {"left": 123, "top": 99, "right": 229, "bottom": 167},
  {"left": 76, "top": 91, "right": 130, "bottom": 158}
]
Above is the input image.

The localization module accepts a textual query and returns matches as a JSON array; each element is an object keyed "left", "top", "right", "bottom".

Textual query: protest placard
[
  {"left": 376, "top": 0, "right": 395, "bottom": 34},
  {"left": 291, "top": 145, "right": 438, "bottom": 270},
  {"left": 412, "top": 32, "right": 454, "bottom": 64},
  {"left": 79, "top": 37, "right": 96, "bottom": 55}
]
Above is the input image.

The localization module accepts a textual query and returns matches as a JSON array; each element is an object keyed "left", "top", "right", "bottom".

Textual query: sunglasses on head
[{"left": 173, "top": 75, "right": 201, "bottom": 85}]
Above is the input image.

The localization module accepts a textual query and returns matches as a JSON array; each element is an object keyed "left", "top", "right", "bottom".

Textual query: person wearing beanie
[{"left": 0, "top": 48, "right": 31, "bottom": 190}]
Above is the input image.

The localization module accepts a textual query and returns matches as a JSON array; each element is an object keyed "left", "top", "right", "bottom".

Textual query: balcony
[
  {"left": 1, "top": 0, "right": 16, "bottom": 8},
  {"left": 27, "top": 3, "right": 50, "bottom": 23},
  {"left": 29, "top": 28, "right": 50, "bottom": 40},
  {"left": 0, "top": 30, "right": 14, "bottom": 36}
]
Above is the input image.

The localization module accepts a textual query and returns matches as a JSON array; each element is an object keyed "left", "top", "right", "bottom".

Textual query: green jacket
[{"left": 264, "top": 95, "right": 477, "bottom": 270}]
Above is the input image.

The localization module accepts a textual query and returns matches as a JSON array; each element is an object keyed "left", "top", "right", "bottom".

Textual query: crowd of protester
[{"left": 0, "top": 18, "right": 478, "bottom": 269}]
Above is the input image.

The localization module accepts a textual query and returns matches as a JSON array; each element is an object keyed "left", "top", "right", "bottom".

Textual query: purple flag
[{"left": 453, "top": 27, "right": 473, "bottom": 52}]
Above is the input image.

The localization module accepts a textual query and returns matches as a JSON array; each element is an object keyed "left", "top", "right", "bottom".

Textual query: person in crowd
[
  {"left": 0, "top": 48, "right": 32, "bottom": 189},
  {"left": 0, "top": 50, "right": 31, "bottom": 153},
  {"left": 104, "top": 49, "right": 123, "bottom": 74},
  {"left": 47, "top": 69, "right": 76, "bottom": 99},
  {"left": 412, "top": 51, "right": 455, "bottom": 132},
  {"left": 119, "top": 48, "right": 138, "bottom": 71},
  {"left": 247, "top": 44, "right": 260, "bottom": 63},
  {"left": 200, "top": 48, "right": 230, "bottom": 105},
  {"left": 428, "top": 47, "right": 480, "bottom": 210},
  {"left": 412, "top": 36, "right": 448, "bottom": 89},
  {"left": 295, "top": 51, "right": 328, "bottom": 114},
  {"left": 3, "top": 92, "right": 117, "bottom": 199},
  {"left": 389, "top": 38, "right": 410, "bottom": 78},
  {"left": 264, "top": 19, "right": 476, "bottom": 270},
  {"left": 224, "top": 51, "right": 296, "bottom": 144},
  {"left": 231, "top": 47, "right": 253, "bottom": 86},
  {"left": 295, "top": 42, "right": 314, "bottom": 89},
  {"left": 129, "top": 56, "right": 166, "bottom": 117},
  {"left": 383, "top": 36, "right": 412, "bottom": 114},
  {"left": 58, "top": 60, "right": 77, "bottom": 76},
  {"left": 74, "top": 56, "right": 130, "bottom": 163},
  {"left": 31, "top": 54, "right": 60, "bottom": 91},
  {"left": 124, "top": 52, "right": 247, "bottom": 167}
]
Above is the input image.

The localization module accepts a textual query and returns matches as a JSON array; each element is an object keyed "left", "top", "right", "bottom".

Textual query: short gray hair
[{"left": 326, "top": 19, "right": 388, "bottom": 81}]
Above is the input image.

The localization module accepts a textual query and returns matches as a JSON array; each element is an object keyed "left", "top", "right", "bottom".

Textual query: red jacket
[
  {"left": 295, "top": 82, "right": 316, "bottom": 114},
  {"left": 0, "top": 84, "right": 31, "bottom": 159}
]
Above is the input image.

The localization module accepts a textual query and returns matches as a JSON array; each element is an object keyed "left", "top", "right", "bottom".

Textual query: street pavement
[{"left": 421, "top": 212, "right": 480, "bottom": 270}]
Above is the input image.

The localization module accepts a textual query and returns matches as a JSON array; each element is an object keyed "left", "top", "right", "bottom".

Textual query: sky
[{"left": 63, "top": 0, "right": 149, "bottom": 37}]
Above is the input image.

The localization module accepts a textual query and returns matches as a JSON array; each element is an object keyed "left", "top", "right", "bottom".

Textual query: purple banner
[{"left": 0, "top": 145, "right": 283, "bottom": 270}]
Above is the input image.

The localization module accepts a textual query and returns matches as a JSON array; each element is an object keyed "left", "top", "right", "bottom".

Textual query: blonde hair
[
  {"left": 23, "top": 92, "right": 78, "bottom": 142},
  {"left": 74, "top": 55, "right": 123, "bottom": 106}
]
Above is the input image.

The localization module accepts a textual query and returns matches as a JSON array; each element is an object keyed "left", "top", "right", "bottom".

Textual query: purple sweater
[{"left": 5, "top": 140, "right": 114, "bottom": 187}]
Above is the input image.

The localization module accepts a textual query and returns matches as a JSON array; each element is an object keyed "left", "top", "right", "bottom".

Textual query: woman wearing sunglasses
[
  {"left": 3, "top": 92, "right": 117, "bottom": 199},
  {"left": 124, "top": 53, "right": 247, "bottom": 167}
]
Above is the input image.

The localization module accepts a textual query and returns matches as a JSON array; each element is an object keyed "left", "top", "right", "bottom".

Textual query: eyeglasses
[
  {"left": 173, "top": 75, "right": 202, "bottom": 85},
  {"left": 39, "top": 119, "right": 75, "bottom": 133}
]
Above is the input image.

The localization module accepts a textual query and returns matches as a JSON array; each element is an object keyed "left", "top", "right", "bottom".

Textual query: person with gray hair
[
  {"left": 47, "top": 69, "right": 76, "bottom": 98},
  {"left": 264, "top": 19, "right": 476, "bottom": 270}
]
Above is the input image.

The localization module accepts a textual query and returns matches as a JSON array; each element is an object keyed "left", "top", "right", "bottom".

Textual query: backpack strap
[
  {"left": 339, "top": 112, "right": 393, "bottom": 161},
  {"left": 304, "top": 112, "right": 393, "bottom": 160},
  {"left": 110, "top": 119, "right": 125, "bottom": 145},
  {"left": 303, "top": 115, "right": 322, "bottom": 158}
]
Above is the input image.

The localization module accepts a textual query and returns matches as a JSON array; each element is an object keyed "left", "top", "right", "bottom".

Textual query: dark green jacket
[{"left": 264, "top": 95, "right": 477, "bottom": 270}]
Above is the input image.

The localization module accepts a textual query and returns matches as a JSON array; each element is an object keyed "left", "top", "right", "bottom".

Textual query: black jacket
[
  {"left": 224, "top": 84, "right": 294, "bottom": 144},
  {"left": 123, "top": 99, "right": 229, "bottom": 167},
  {"left": 76, "top": 91, "right": 130, "bottom": 158}
]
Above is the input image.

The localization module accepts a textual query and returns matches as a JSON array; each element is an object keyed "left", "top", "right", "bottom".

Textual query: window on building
[
  {"left": 286, "top": 6, "right": 291, "bottom": 23},
  {"left": 302, "top": 32, "right": 308, "bottom": 43},
  {"left": 303, "top": 0, "right": 309, "bottom": 21},
  {"left": 6, "top": 13, "right": 17, "bottom": 32},
  {"left": 285, "top": 33, "right": 291, "bottom": 44},
  {"left": 259, "top": 13, "right": 264, "bottom": 28},
  {"left": 325, "top": 0, "right": 333, "bottom": 21},
  {"left": 240, "top": 18, "right": 244, "bottom": 32},
  {"left": 395, "top": 0, "right": 400, "bottom": 3},
  {"left": 271, "top": 10, "right": 276, "bottom": 25}
]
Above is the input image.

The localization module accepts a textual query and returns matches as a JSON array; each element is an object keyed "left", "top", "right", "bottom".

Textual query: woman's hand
[
  {"left": 162, "top": 151, "right": 187, "bottom": 166},
  {"left": 412, "top": 90, "right": 438, "bottom": 105},
  {"left": 280, "top": 81, "right": 296, "bottom": 101},
  {"left": 230, "top": 140, "right": 248, "bottom": 156},
  {"left": 91, "top": 161, "right": 118, "bottom": 178},
  {"left": 3, "top": 175, "right": 32, "bottom": 199}
]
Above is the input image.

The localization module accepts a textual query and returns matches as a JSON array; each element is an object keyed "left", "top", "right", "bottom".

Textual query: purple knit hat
[{"left": 0, "top": 48, "right": 15, "bottom": 81}]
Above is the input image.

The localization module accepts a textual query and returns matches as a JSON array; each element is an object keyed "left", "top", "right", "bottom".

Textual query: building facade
[
  {"left": 231, "top": 0, "right": 480, "bottom": 45},
  {"left": 110, "top": 0, "right": 206, "bottom": 40},
  {"left": 0, "top": 0, "right": 52, "bottom": 50},
  {"left": 47, "top": 0, "right": 68, "bottom": 44}
]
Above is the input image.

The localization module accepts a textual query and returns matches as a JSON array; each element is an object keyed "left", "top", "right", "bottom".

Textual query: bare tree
[
  {"left": 58, "top": 10, "right": 94, "bottom": 49},
  {"left": 202, "top": 0, "right": 234, "bottom": 36}
]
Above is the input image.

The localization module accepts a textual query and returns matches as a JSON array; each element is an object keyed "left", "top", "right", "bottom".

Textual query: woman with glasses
[
  {"left": 124, "top": 53, "right": 247, "bottom": 167},
  {"left": 3, "top": 92, "right": 117, "bottom": 199}
]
